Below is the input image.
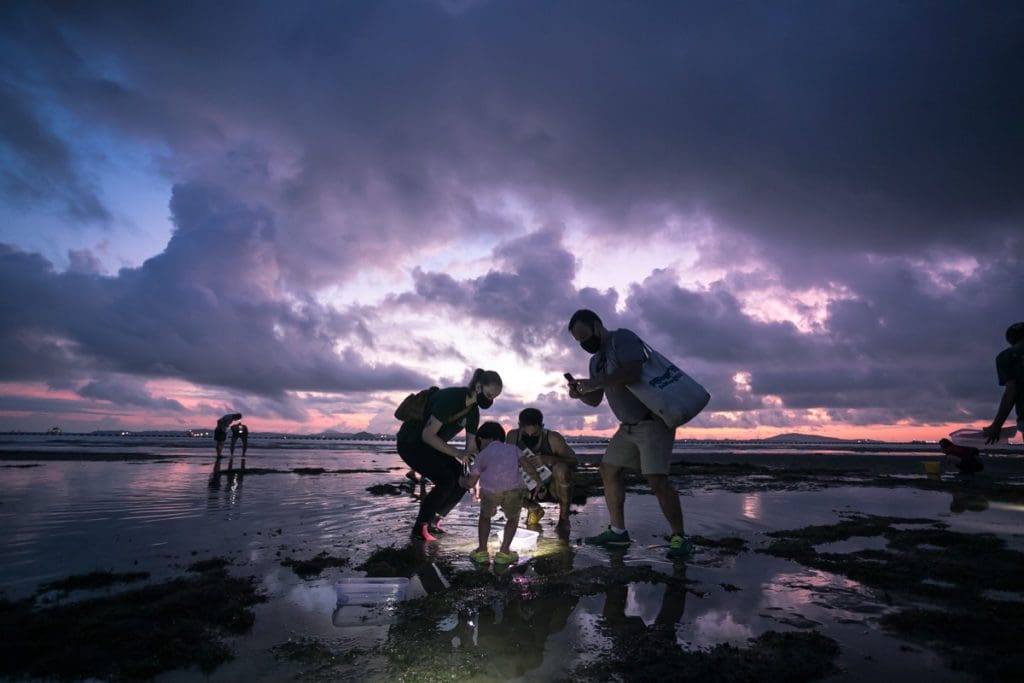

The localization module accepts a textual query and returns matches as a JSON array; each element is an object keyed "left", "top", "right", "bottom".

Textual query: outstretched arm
[
  {"left": 983, "top": 379, "right": 1018, "bottom": 443},
  {"left": 421, "top": 416, "right": 465, "bottom": 462},
  {"left": 574, "top": 359, "right": 644, "bottom": 400},
  {"left": 568, "top": 378, "right": 604, "bottom": 407}
]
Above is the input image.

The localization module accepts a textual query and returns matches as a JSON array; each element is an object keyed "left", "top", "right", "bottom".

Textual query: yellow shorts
[{"left": 480, "top": 489, "right": 526, "bottom": 519}]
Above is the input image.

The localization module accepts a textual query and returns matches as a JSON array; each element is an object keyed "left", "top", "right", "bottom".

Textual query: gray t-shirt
[{"left": 589, "top": 328, "right": 651, "bottom": 424}]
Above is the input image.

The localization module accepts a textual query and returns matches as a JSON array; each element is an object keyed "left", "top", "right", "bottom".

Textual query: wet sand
[{"left": 1, "top": 444, "right": 1022, "bottom": 681}]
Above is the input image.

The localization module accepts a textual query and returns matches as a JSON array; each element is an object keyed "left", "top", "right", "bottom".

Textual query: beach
[{"left": 1, "top": 434, "right": 1023, "bottom": 682}]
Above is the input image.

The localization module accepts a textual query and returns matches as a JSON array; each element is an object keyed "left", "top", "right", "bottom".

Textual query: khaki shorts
[
  {"left": 480, "top": 489, "right": 526, "bottom": 519},
  {"left": 603, "top": 418, "right": 675, "bottom": 475}
]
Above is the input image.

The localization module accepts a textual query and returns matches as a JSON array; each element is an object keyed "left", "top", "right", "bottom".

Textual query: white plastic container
[
  {"left": 332, "top": 577, "right": 409, "bottom": 626},
  {"left": 493, "top": 527, "right": 539, "bottom": 552},
  {"left": 949, "top": 426, "right": 1017, "bottom": 447}
]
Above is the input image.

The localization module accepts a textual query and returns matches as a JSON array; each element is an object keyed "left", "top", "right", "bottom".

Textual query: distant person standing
[
  {"left": 397, "top": 369, "right": 503, "bottom": 541},
  {"left": 566, "top": 309, "right": 692, "bottom": 559},
  {"left": 982, "top": 322, "right": 1024, "bottom": 445},
  {"left": 214, "top": 412, "right": 242, "bottom": 459},
  {"left": 506, "top": 408, "right": 577, "bottom": 532},
  {"left": 230, "top": 423, "right": 249, "bottom": 458}
]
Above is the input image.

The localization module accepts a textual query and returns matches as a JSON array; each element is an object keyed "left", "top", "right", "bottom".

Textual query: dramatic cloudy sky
[{"left": 1, "top": 1, "right": 1021, "bottom": 438}]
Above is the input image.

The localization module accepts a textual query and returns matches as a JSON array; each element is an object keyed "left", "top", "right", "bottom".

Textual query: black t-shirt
[{"left": 398, "top": 387, "right": 479, "bottom": 447}]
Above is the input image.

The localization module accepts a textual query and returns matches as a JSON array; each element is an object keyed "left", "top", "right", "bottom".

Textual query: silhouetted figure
[
  {"left": 230, "top": 423, "right": 249, "bottom": 458},
  {"left": 567, "top": 309, "right": 695, "bottom": 559},
  {"left": 396, "top": 369, "right": 503, "bottom": 541},
  {"left": 214, "top": 412, "right": 242, "bottom": 459},
  {"left": 507, "top": 407, "right": 577, "bottom": 533},
  {"left": 982, "top": 322, "right": 1024, "bottom": 445},
  {"left": 939, "top": 439, "right": 984, "bottom": 474}
]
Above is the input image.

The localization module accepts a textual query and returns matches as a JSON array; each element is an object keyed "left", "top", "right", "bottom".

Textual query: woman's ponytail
[{"left": 467, "top": 368, "right": 502, "bottom": 395}]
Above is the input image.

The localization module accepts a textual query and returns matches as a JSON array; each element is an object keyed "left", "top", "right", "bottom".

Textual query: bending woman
[{"left": 397, "top": 369, "right": 503, "bottom": 541}]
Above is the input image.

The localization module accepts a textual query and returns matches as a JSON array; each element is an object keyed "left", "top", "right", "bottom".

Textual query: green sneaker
[
  {"left": 494, "top": 550, "right": 519, "bottom": 564},
  {"left": 667, "top": 534, "right": 693, "bottom": 559},
  {"left": 584, "top": 526, "right": 631, "bottom": 546},
  {"left": 469, "top": 548, "right": 490, "bottom": 564}
]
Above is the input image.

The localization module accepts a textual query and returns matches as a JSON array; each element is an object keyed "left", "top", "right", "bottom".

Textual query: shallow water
[{"left": 2, "top": 444, "right": 1020, "bottom": 681}]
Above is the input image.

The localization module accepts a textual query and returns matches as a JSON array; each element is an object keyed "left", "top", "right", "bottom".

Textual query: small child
[{"left": 460, "top": 421, "right": 542, "bottom": 565}]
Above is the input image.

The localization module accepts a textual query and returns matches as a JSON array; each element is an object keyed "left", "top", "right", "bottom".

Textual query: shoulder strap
[
  {"left": 540, "top": 429, "right": 553, "bottom": 455},
  {"left": 635, "top": 334, "right": 652, "bottom": 362},
  {"left": 439, "top": 395, "right": 474, "bottom": 425}
]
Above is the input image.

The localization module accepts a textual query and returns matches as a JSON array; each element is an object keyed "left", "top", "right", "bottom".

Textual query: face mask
[
  {"left": 521, "top": 433, "right": 540, "bottom": 449},
  {"left": 476, "top": 387, "right": 494, "bottom": 410},
  {"left": 580, "top": 332, "right": 601, "bottom": 354}
]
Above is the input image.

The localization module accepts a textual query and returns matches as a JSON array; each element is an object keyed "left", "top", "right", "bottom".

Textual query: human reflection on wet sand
[
  {"left": 949, "top": 490, "right": 989, "bottom": 514},
  {"left": 382, "top": 539, "right": 696, "bottom": 679},
  {"left": 377, "top": 541, "right": 586, "bottom": 679},
  {"left": 600, "top": 548, "right": 688, "bottom": 642},
  {"left": 208, "top": 453, "right": 247, "bottom": 503},
  {"left": 451, "top": 546, "right": 582, "bottom": 678}
]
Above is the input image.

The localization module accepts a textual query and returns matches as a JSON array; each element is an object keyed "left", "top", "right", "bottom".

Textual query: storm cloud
[{"left": 0, "top": 1, "right": 1021, "bottom": 434}]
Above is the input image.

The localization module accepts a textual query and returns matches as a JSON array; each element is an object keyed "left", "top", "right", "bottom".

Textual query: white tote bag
[{"left": 626, "top": 341, "right": 710, "bottom": 429}]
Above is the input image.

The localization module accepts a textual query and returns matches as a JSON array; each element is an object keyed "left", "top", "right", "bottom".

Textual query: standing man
[
  {"left": 982, "top": 322, "right": 1024, "bottom": 445},
  {"left": 566, "top": 309, "right": 692, "bottom": 559},
  {"left": 506, "top": 408, "right": 577, "bottom": 532}
]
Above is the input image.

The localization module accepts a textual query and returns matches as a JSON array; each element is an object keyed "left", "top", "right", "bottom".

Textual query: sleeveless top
[{"left": 515, "top": 428, "right": 554, "bottom": 456}]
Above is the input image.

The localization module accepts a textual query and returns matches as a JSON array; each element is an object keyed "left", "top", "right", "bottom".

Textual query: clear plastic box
[
  {"left": 333, "top": 577, "right": 409, "bottom": 626},
  {"left": 949, "top": 426, "right": 1017, "bottom": 447}
]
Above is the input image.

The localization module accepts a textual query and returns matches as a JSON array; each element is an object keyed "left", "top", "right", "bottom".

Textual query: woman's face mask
[{"left": 476, "top": 383, "right": 499, "bottom": 409}]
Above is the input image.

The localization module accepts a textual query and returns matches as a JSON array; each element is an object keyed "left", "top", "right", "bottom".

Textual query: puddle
[{"left": 814, "top": 536, "right": 889, "bottom": 554}]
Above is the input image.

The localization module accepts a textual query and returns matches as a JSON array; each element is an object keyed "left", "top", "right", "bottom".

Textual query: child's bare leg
[
  {"left": 478, "top": 514, "right": 491, "bottom": 552},
  {"left": 500, "top": 513, "right": 518, "bottom": 553}
]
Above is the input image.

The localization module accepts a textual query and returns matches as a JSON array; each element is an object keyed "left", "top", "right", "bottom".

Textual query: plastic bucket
[
  {"left": 949, "top": 426, "right": 1017, "bottom": 447},
  {"left": 333, "top": 577, "right": 409, "bottom": 627},
  {"left": 509, "top": 527, "right": 539, "bottom": 552},
  {"left": 924, "top": 461, "right": 942, "bottom": 476}
]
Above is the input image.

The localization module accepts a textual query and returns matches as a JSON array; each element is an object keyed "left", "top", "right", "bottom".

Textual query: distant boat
[{"left": 47, "top": 426, "right": 62, "bottom": 435}]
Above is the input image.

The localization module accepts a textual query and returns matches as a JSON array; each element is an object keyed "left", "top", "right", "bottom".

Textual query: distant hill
[
  {"left": 763, "top": 432, "right": 851, "bottom": 443},
  {"left": 350, "top": 431, "right": 389, "bottom": 440}
]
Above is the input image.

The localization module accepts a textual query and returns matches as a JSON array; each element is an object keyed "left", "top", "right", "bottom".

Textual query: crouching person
[
  {"left": 507, "top": 407, "right": 577, "bottom": 531},
  {"left": 460, "top": 422, "right": 542, "bottom": 565}
]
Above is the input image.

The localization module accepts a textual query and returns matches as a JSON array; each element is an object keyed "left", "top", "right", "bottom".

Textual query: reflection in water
[
  {"left": 762, "top": 567, "right": 875, "bottom": 625},
  {"left": 453, "top": 553, "right": 582, "bottom": 679},
  {"left": 742, "top": 493, "right": 762, "bottom": 520},
  {"left": 6, "top": 446, "right": 1024, "bottom": 681},
  {"left": 949, "top": 491, "right": 989, "bottom": 514},
  {"left": 208, "top": 455, "right": 246, "bottom": 510},
  {"left": 600, "top": 549, "right": 689, "bottom": 650},
  {"left": 377, "top": 543, "right": 588, "bottom": 680},
  {"left": 691, "top": 609, "right": 755, "bottom": 646}
]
